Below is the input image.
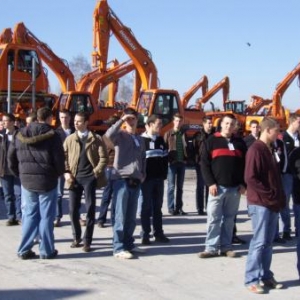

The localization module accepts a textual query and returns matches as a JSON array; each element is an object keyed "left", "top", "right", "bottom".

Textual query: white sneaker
[
  {"left": 130, "top": 246, "right": 146, "bottom": 254},
  {"left": 114, "top": 251, "right": 134, "bottom": 259}
]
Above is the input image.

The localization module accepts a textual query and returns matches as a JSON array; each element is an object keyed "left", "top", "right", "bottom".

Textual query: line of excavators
[{"left": 0, "top": 0, "right": 299, "bottom": 138}]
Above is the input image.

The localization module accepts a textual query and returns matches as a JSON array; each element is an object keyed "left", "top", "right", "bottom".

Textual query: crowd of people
[{"left": 1, "top": 107, "right": 300, "bottom": 294}]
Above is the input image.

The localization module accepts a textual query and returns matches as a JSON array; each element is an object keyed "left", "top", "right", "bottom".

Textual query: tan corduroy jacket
[{"left": 63, "top": 131, "right": 108, "bottom": 189}]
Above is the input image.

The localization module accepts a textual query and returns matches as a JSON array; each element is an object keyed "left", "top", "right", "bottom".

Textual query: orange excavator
[
  {"left": 195, "top": 76, "right": 246, "bottom": 130},
  {"left": 9, "top": 22, "right": 134, "bottom": 131},
  {"left": 244, "top": 62, "right": 300, "bottom": 131},
  {"left": 12, "top": 22, "right": 75, "bottom": 92},
  {"left": 181, "top": 75, "right": 208, "bottom": 109},
  {"left": 195, "top": 76, "right": 273, "bottom": 134},
  {"left": 0, "top": 25, "right": 56, "bottom": 119},
  {"left": 77, "top": 59, "right": 135, "bottom": 108},
  {"left": 94, "top": 0, "right": 206, "bottom": 136}
]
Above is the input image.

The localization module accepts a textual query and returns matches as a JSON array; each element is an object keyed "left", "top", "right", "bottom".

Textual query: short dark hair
[
  {"left": 173, "top": 113, "right": 183, "bottom": 120},
  {"left": 75, "top": 112, "right": 90, "bottom": 122},
  {"left": 37, "top": 107, "right": 52, "bottom": 122},
  {"left": 221, "top": 113, "right": 236, "bottom": 122},
  {"left": 249, "top": 119, "right": 259, "bottom": 126},
  {"left": 2, "top": 113, "right": 15, "bottom": 122},
  {"left": 146, "top": 114, "right": 162, "bottom": 126},
  {"left": 288, "top": 113, "right": 300, "bottom": 124},
  {"left": 123, "top": 107, "right": 138, "bottom": 117},
  {"left": 202, "top": 116, "right": 212, "bottom": 124},
  {"left": 59, "top": 109, "right": 71, "bottom": 116}
]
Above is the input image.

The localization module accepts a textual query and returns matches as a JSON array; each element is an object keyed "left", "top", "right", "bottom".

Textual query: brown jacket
[{"left": 64, "top": 131, "right": 108, "bottom": 189}]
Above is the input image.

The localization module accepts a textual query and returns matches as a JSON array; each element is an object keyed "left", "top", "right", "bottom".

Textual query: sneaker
[
  {"left": 70, "top": 239, "right": 82, "bottom": 248},
  {"left": 198, "top": 251, "right": 218, "bottom": 258},
  {"left": 247, "top": 283, "right": 264, "bottom": 294},
  {"left": 273, "top": 237, "right": 286, "bottom": 244},
  {"left": 40, "top": 249, "right": 58, "bottom": 259},
  {"left": 141, "top": 237, "right": 151, "bottom": 245},
  {"left": 54, "top": 218, "right": 61, "bottom": 227},
  {"left": 98, "top": 222, "right": 104, "bottom": 228},
  {"left": 130, "top": 246, "right": 146, "bottom": 254},
  {"left": 198, "top": 210, "right": 207, "bottom": 216},
  {"left": 33, "top": 238, "right": 40, "bottom": 245},
  {"left": 282, "top": 232, "right": 292, "bottom": 241},
  {"left": 232, "top": 236, "right": 247, "bottom": 244},
  {"left": 262, "top": 278, "right": 283, "bottom": 289},
  {"left": 155, "top": 235, "right": 170, "bottom": 243},
  {"left": 114, "top": 250, "right": 134, "bottom": 259},
  {"left": 176, "top": 209, "right": 187, "bottom": 215},
  {"left": 82, "top": 244, "right": 91, "bottom": 252},
  {"left": 220, "top": 250, "right": 240, "bottom": 258},
  {"left": 6, "top": 219, "right": 19, "bottom": 226},
  {"left": 168, "top": 209, "right": 177, "bottom": 216},
  {"left": 18, "top": 250, "right": 37, "bottom": 260}
]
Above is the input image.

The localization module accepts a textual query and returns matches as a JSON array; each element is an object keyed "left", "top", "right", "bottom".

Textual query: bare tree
[
  {"left": 69, "top": 54, "right": 92, "bottom": 82},
  {"left": 117, "top": 74, "right": 134, "bottom": 103}
]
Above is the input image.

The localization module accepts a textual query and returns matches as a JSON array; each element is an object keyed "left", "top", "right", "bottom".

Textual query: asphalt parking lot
[{"left": 0, "top": 168, "right": 299, "bottom": 300}]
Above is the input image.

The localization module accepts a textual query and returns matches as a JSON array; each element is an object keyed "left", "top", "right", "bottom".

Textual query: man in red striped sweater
[{"left": 198, "top": 114, "right": 247, "bottom": 259}]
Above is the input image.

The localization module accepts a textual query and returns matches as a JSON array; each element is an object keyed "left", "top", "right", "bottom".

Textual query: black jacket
[
  {"left": 0, "top": 128, "right": 18, "bottom": 177},
  {"left": 55, "top": 126, "right": 75, "bottom": 144},
  {"left": 141, "top": 132, "right": 168, "bottom": 180},
  {"left": 8, "top": 123, "right": 65, "bottom": 192}
]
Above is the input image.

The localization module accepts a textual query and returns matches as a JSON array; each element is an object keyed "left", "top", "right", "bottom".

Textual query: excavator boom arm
[
  {"left": 93, "top": 0, "right": 158, "bottom": 90},
  {"left": 12, "top": 22, "right": 76, "bottom": 92}
]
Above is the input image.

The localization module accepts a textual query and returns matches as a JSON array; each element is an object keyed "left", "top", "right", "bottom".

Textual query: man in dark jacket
[
  {"left": 0, "top": 113, "right": 21, "bottom": 225},
  {"left": 140, "top": 114, "right": 169, "bottom": 245},
  {"left": 192, "top": 116, "right": 214, "bottom": 215},
  {"left": 281, "top": 113, "right": 300, "bottom": 240},
  {"left": 54, "top": 109, "right": 74, "bottom": 227},
  {"left": 287, "top": 144, "right": 300, "bottom": 280},
  {"left": 8, "top": 107, "right": 65, "bottom": 260}
]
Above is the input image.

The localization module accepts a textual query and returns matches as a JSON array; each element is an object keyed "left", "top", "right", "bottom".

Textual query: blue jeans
[
  {"left": 18, "top": 186, "right": 57, "bottom": 257},
  {"left": 112, "top": 179, "right": 140, "bottom": 253},
  {"left": 56, "top": 175, "right": 65, "bottom": 220},
  {"left": 294, "top": 204, "right": 300, "bottom": 277},
  {"left": 97, "top": 167, "right": 114, "bottom": 224},
  {"left": 205, "top": 185, "right": 240, "bottom": 252},
  {"left": 245, "top": 205, "right": 278, "bottom": 286},
  {"left": 1, "top": 175, "right": 22, "bottom": 221},
  {"left": 280, "top": 173, "right": 293, "bottom": 233},
  {"left": 140, "top": 178, "right": 164, "bottom": 239},
  {"left": 167, "top": 162, "right": 185, "bottom": 211}
]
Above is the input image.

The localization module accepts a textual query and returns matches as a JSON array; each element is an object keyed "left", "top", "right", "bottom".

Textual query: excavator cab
[
  {"left": 0, "top": 44, "right": 48, "bottom": 94},
  {"left": 137, "top": 91, "right": 180, "bottom": 130},
  {"left": 224, "top": 100, "right": 246, "bottom": 114}
]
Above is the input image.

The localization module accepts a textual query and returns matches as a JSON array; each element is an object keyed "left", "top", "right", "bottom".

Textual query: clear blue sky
[{"left": 2, "top": 0, "right": 300, "bottom": 110}]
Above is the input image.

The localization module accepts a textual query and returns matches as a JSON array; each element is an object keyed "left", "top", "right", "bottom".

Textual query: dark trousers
[
  {"left": 195, "top": 164, "right": 208, "bottom": 213},
  {"left": 69, "top": 175, "right": 96, "bottom": 246},
  {"left": 56, "top": 175, "right": 65, "bottom": 220},
  {"left": 141, "top": 178, "right": 164, "bottom": 238},
  {"left": 97, "top": 167, "right": 114, "bottom": 224}
]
